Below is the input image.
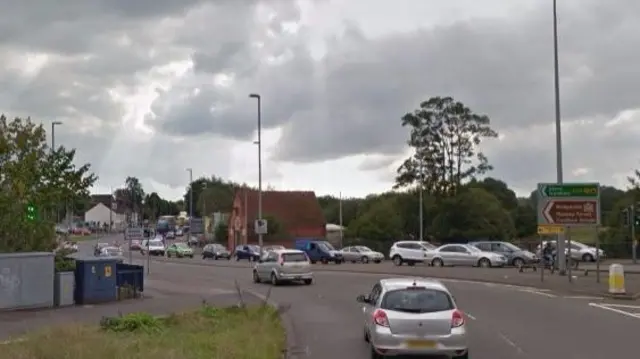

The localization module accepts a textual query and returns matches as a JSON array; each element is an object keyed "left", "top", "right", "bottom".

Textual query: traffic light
[
  {"left": 26, "top": 203, "right": 37, "bottom": 221},
  {"left": 635, "top": 203, "right": 640, "bottom": 227}
]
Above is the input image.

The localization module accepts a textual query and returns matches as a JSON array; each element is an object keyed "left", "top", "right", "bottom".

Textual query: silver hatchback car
[{"left": 357, "top": 278, "right": 468, "bottom": 358}]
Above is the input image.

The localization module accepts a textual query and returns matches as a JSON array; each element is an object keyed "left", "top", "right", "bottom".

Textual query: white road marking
[
  {"left": 563, "top": 296, "right": 603, "bottom": 300},
  {"left": 519, "top": 289, "right": 557, "bottom": 297},
  {"left": 498, "top": 332, "right": 524, "bottom": 354},
  {"left": 465, "top": 313, "right": 477, "bottom": 320},
  {"left": 588, "top": 302, "right": 640, "bottom": 319}
]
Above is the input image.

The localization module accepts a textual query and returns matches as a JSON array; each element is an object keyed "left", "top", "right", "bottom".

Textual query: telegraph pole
[{"left": 632, "top": 204, "right": 637, "bottom": 264}]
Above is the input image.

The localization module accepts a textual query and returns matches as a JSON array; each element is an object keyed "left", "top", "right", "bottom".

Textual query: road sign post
[{"left": 537, "top": 183, "right": 600, "bottom": 279}]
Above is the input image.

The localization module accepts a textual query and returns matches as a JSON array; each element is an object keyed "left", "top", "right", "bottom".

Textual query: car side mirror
[{"left": 356, "top": 295, "right": 368, "bottom": 303}]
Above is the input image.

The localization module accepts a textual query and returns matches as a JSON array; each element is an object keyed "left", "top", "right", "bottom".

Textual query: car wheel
[
  {"left": 512, "top": 257, "right": 525, "bottom": 267},
  {"left": 270, "top": 273, "right": 279, "bottom": 286},
  {"left": 202, "top": 255, "right": 206, "bottom": 260},
  {"left": 478, "top": 258, "right": 491, "bottom": 268},
  {"left": 303, "top": 278, "right": 312, "bottom": 285},
  {"left": 432, "top": 258, "right": 444, "bottom": 267},
  {"left": 253, "top": 270, "right": 261, "bottom": 283},
  {"left": 453, "top": 350, "right": 469, "bottom": 359},
  {"left": 189, "top": 255, "right": 194, "bottom": 258},
  {"left": 361, "top": 256, "right": 369, "bottom": 264},
  {"left": 392, "top": 255, "right": 403, "bottom": 266},
  {"left": 321, "top": 257, "right": 329, "bottom": 264},
  {"left": 582, "top": 253, "right": 594, "bottom": 262}
]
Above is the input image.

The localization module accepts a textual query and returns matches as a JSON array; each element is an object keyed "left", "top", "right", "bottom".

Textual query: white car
[
  {"left": 389, "top": 241, "right": 437, "bottom": 266},
  {"left": 252, "top": 249, "right": 313, "bottom": 285},
  {"left": 141, "top": 239, "right": 166, "bottom": 256},
  {"left": 536, "top": 240, "right": 605, "bottom": 262},
  {"left": 358, "top": 278, "right": 468, "bottom": 358},
  {"left": 429, "top": 244, "right": 506, "bottom": 268}
]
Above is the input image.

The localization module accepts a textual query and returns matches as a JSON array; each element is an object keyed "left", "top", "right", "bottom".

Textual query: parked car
[
  {"left": 235, "top": 245, "right": 261, "bottom": 261},
  {"left": 166, "top": 242, "right": 194, "bottom": 258},
  {"left": 175, "top": 228, "right": 183, "bottom": 237},
  {"left": 469, "top": 241, "right": 537, "bottom": 267},
  {"left": 263, "top": 245, "right": 286, "bottom": 252},
  {"left": 535, "top": 240, "right": 605, "bottom": 262},
  {"left": 203, "top": 243, "right": 231, "bottom": 260},
  {"left": 141, "top": 239, "right": 166, "bottom": 256},
  {"left": 130, "top": 240, "right": 142, "bottom": 250},
  {"left": 357, "top": 277, "right": 468, "bottom": 358},
  {"left": 98, "top": 246, "right": 123, "bottom": 257},
  {"left": 94, "top": 242, "right": 110, "bottom": 256},
  {"left": 55, "top": 224, "right": 70, "bottom": 235},
  {"left": 294, "top": 238, "right": 343, "bottom": 264},
  {"left": 429, "top": 244, "right": 506, "bottom": 268},
  {"left": 341, "top": 246, "right": 384, "bottom": 263},
  {"left": 252, "top": 249, "right": 313, "bottom": 285},
  {"left": 166, "top": 230, "right": 176, "bottom": 239},
  {"left": 389, "top": 241, "right": 436, "bottom": 266}
]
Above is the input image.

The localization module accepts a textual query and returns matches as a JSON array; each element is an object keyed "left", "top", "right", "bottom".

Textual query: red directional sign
[{"left": 542, "top": 200, "right": 598, "bottom": 225}]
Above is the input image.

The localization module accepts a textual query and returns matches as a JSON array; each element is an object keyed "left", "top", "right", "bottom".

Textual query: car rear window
[
  {"left": 381, "top": 288, "right": 454, "bottom": 313},
  {"left": 282, "top": 253, "right": 307, "bottom": 262}
]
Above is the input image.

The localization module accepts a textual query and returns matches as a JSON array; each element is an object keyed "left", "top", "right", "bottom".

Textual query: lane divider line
[
  {"left": 498, "top": 332, "right": 524, "bottom": 354},
  {"left": 518, "top": 289, "right": 557, "bottom": 298}
]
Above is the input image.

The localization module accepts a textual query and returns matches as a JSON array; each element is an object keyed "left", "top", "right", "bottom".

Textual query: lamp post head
[
  {"left": 249, "top": 93, "right": 260, "bottom": 99},
  {"left": 52, "top": 121, "right": 63, "bottom": 125}
]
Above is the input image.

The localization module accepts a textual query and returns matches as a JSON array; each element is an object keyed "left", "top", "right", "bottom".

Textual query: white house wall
[{"left": 84, "top": 203, "right": 125, "bottom": 227}]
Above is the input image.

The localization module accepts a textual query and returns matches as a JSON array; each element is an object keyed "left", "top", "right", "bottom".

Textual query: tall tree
[
  {"left": 0, "top": 115, "right": 97, "bottom": 251},
  {"left": 395, "top": 96, "right": 498, "bottom": 197}
]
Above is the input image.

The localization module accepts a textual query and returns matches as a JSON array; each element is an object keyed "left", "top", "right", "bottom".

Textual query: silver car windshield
[
  {"left": 381, "top": 288, "right": 454, "bottom": 314},
  {"left": 149, "top": 240, "right": 162, "bottom": 246}
]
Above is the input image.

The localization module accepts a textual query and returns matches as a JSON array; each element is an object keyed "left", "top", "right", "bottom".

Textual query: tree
[
  {"left": 0, "top": 115, "right": 97, "bottom": 252},
  {"left": 430, "top": 188, "right": 515, "bottom": 241},
  {"left": 214, "top": 222, "right": 228, "bottom": 242},
  {"left": 395, "top": 96, "right": 498, "bottom": 198},
  {"left": 263, "top": 214, "right": 285, "bottom": 241},
  {"left": 347, "top": 197, "right": 403, "bottom": 242},
  {"left": 185, "top": 176, "right": 237, "bottom": 217}
]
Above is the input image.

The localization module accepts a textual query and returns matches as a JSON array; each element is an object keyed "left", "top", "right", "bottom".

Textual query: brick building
[{"left": 227, "top": 189, "right": 326, "bottom": 249}]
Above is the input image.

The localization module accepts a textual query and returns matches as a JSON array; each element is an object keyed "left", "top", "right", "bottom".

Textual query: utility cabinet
[{"left": 0, "top": 252, "right": 55, "bottom": 310}]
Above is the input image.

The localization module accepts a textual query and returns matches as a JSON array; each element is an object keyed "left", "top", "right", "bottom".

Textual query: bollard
[{"left": 608, "top": 263, "right": 626, "bottom": 294}]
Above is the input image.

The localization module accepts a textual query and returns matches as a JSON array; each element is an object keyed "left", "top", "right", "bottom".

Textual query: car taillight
[
  {"left": 373, "top": 309, "right": 389, "bottom": 327},
  {"left": 451, "top": 310, "right": 464, "bottom": 328}
]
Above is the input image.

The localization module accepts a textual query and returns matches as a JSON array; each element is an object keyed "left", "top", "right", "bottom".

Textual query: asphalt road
[{"left": 132, "top": 256, "right": 640, "bottom": 358}]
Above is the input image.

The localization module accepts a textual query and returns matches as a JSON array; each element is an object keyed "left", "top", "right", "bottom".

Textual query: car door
[
  {"left": 363, "top": 283, "right": 382, "bottom": 332},
  {"left": 454, "top": 245, "right": 476, "bottom": 266},
  {"left": 261, "top": 252, "right": 278, "bottom": 277},
  {"left": 436, "top": 245, "right": 457, "bottom": 264},
  {"left": 341, "top": 247, "right": 353, "bottom": 261},
  {"left": 167, "top": 244, "right": 175, "bottom": 255},
  {"left": 491, "top": 242, "right": 514, "bottom": 262},
  {"left": 404, "top": 243, "right": 423, "bottom": 261}
]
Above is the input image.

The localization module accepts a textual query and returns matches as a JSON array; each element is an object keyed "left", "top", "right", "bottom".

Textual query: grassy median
[{"left": 1, "top": 305, "right": 285, "bottom": 359}]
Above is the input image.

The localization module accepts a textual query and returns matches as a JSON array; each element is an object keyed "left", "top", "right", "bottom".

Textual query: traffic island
[{"left": 0, "top": 304, "right": 285, "bottom": 359}]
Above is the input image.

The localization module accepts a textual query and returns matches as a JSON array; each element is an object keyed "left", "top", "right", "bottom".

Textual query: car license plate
[{"left": 406, "top": 340, "right": 436, "bottom": 348}]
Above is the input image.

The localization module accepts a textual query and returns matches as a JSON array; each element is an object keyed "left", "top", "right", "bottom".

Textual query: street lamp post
[
  {"left": 51, "top": 121, "right": 63, "bottom": 223},
  {"left": 186, "top": 168, "right": 193, "bottom": 245},
  {"left": 552, "top": 0, "right": 567, "bottom": 275},
  {"left": 249, "top": 93, "right": 263, "bottom": 259}
]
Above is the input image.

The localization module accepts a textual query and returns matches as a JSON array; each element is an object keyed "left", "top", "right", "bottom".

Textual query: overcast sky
[{"left": 2, "top": 0, "right": 640, "bottom": 200}]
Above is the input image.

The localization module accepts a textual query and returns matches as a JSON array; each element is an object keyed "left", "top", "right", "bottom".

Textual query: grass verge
[{"left": 1, "top": 305, "right": 285, "bottom": 359}]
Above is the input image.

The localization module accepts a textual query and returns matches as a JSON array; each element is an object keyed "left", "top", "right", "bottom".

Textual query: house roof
[
  {"left": 235, "top": 189, "right": 326, "bottom": 230},
  {"left": 90, "top": 194, "right": 127, "bottom": 214}
]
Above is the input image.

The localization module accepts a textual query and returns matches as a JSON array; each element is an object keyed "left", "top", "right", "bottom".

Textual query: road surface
[{"left": 136, "top": 257, "right": 640, "bottom": 358}]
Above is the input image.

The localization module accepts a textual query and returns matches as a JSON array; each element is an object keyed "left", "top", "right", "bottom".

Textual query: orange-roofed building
[{"left": 226, "top": 188, "right": 327, "bottom": 249}]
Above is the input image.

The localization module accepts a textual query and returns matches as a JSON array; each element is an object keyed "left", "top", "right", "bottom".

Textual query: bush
[{"left": 54, "top": 248, "right": 76, "bottom": 272}]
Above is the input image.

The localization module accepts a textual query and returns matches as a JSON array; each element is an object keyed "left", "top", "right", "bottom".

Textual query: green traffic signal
[{"left": 26, "top": 203, "right": 37, "bottom": 221}]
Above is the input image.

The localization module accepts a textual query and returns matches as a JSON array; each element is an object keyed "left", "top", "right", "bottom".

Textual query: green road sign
[{"left": 538, "top": 183, "right": 599, "bottom": 198}]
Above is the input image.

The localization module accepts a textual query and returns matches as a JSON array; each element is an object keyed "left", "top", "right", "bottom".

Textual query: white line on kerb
[
  {"left": 588, "top": 303, "right": 640, "bottom": 319},
  {"left": 519, "top": 289, "right": 557, "bottom": 297}
]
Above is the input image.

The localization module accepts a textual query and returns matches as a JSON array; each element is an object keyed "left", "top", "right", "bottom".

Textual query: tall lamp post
[
  {"left": 186, "top": 168, "right": 193, "bottom": 245},
  {"left": 249, "top": 93, "right": 264, "bottom": 258},
  {"left": 552, "top": 0, "right": 567, "bottom": 275},
  {"left": 51, "top": 121, "right": 63, "bottom": 223}
]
